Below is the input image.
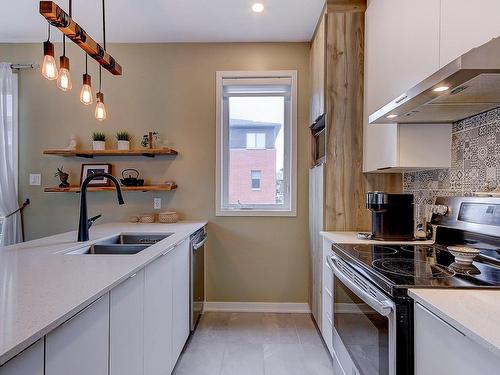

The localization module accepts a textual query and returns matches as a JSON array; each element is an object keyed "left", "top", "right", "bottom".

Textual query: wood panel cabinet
[
  {"left": 310, "top": 9, "right": 326, "bottom": 124},
  {"left": 46, "top": 295, "right": 109, "bottom": 375},
  {"left": 0, "top": 340, "right": 44, "bottom": 375},
  {"left": 144, "top": 250, "right": 174, "bottom": 375},
  {"left": 172, "top": 239, "right": 190, "bottom": 361},
  {"left": 440, "top": 0, "right": 500, "bottom": 67},
  {"left": 110, "top": 270, "right": 145, "bottom": 375},
  {"left": 414, "top": 303, "right": 500, "bottom": 375}
]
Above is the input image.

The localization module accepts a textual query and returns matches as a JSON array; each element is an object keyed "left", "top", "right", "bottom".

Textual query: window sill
[{"left": 216, "top": 209, "right": 297, "bottom": 217}]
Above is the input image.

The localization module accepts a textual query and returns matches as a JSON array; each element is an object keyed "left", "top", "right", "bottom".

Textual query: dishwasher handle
[
  {"left": 192, "top": 233, "right": 207, "bottom": 250},
  {"left": 327, "top": 255, "right": 394, "bottom": 317}
]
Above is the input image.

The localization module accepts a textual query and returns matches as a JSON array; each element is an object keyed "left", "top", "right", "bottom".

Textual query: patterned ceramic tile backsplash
[{"left": 404, "top": 107, "right": 500, "bottom": 224}]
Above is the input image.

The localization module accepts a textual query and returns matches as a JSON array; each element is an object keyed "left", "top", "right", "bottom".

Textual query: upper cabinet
[
  {"left": 440, "top": 0, "right": 500, "bottom": 67},
  {"left": 310, "top": 9, "right": 326, "bottom": 124},
  {"left": 364, "top": 0, "right": 452, "bottom": 172},
  {"left": 365, "top": 0, "right": 440, "bottom": 115}
]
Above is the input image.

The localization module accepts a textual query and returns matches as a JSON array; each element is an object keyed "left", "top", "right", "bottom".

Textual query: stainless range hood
[{"left": 369, "top": 36, "right": 500, "bottom": 124}]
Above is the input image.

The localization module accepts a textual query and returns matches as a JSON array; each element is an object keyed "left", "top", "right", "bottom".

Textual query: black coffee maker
[{"left": 366, "top": 192, "right": 415, "bottom": 241}]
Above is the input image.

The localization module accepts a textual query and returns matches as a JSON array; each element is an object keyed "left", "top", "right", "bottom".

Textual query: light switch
[
  {"left": 29, "top": 174, "right": 41, "bottom": 186},
  {"left": 153, "top": 198, "right": 162, "bottom": 210}
]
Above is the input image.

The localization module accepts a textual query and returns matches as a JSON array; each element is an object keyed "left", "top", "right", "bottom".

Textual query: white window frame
[
  {"left": 246, "top": 132, "right": 266, "bottom": 149},
  {"left": 215, "top": 70, "right": 297, "bottom": 217}
]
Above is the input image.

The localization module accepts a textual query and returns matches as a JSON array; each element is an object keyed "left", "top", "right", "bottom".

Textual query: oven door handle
[
  {"left": 328, "top": 255, "right": 394, "bottom": 317},
  {"left": 192, "top": 234, "right": 208, "bottom": 250}
]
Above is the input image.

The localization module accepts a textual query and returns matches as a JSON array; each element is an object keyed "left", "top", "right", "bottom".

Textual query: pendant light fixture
[
  {"left": 56, "top": 36, "right": 72, "bottom": 91},
  {"left": 95, "top": 0, "right": 108, "bottom": 121},
  {"left": 80, "top": 55, "right": 93, "bottom": 105},
  {"left": 41, "top": 23, "right": 58, "bottom": 80},
  {"left": 95, "top": 67, "right": 107, "bottom": 121}
]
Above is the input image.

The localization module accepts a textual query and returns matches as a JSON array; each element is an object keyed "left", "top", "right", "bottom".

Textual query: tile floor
[{"left": 173, "top": 312, "right": 333, "bottom": 375}]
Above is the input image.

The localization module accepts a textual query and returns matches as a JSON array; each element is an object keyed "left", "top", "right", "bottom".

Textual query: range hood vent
[{"left": 369, "top": 36, "right": 500, "bottom": 124}]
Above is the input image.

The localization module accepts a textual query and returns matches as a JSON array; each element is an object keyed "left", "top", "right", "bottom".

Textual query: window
[
  {"left": 216, "top": 71, "right": 297, "bottom": 216},
  {"left": 246, "top": 133, "right": 266, "bottom": 149},
  {"left": 251, "top": 170, "right": 262, "bottom": 190}
]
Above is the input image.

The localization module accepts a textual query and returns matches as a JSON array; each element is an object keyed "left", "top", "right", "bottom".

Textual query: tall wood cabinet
[{"left": 308, "top": 0, "right": 401, "bottom": 326}]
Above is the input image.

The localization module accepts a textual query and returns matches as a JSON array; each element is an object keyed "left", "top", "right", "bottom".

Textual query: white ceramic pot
[
  {"left": 117, "top": 140, "right": 130, "bottom": 151},
  {"left": 92, "top": 141, "right": 106, "bottom": 151}
]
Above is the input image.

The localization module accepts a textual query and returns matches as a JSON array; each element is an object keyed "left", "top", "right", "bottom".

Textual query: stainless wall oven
[{"left": 328, "top": 254, "right": 411, "bottom": 375}]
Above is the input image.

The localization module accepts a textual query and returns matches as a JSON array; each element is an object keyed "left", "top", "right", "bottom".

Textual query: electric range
[{"left": 327, "top": 196, "right": 500, "bottom": 375}]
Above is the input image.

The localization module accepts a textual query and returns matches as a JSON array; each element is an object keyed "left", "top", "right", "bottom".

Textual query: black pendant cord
[
  {"left": 102, "top": 0, "right": 106, "bottom": 50},
  {"left": 62, "top": 34, "right": 66, "bottom": 56},
  {"left": 46, "top": 22, "right": 51, "bottom": 42},
  {"left": 99, "top": 66, "right": 102, "bottom": 92},
  {"left": 85, "top": 53, "right": 88, "bottom": 74}
]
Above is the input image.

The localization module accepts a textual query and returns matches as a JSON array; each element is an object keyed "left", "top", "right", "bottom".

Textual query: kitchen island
[{"left": 0, "top": 221, "right": 206, "bottom": 370}]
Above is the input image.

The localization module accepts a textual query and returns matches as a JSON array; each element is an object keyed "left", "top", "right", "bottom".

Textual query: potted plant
[
  {"left": 116, "top": 131, "right": 131, "bottom": 151},
  {"left": 92, "top": 132, "right": 106, "bottom": 151}
]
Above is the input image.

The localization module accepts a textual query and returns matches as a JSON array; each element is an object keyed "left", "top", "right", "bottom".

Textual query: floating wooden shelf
[
  {"left": 43, "top": 148, "right": 178, "bottom": 158},
  {"left": 44, "top": 184, "right": 178, "bottom": 193}
]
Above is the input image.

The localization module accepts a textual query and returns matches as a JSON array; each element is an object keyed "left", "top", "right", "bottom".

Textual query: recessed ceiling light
[
  {"left": 252, "top": 3, "right": 265, "bottom": 13},
  {"left": 387, "top": 114, "right": 398, "bottom": 119},
  {"left": 433, "top": 86, "right": 450, "bottom": 92}
]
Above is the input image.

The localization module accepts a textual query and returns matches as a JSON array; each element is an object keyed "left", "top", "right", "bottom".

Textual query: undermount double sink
[{"left": 65, "top": 233, "right": 173, "bottom": 255}]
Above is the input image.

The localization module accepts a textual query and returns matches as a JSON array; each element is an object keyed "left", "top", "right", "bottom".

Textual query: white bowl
[{"left": 447, "top": 246, "right": 480, "bottom": 265}]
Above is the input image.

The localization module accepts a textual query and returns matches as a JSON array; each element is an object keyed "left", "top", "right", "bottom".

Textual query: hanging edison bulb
[
  {"left": 57, "top": 55, "right": 73, "bottom": 91},
  {"left": 95, "top": 92, "right": 107, "bottom": 121},
  {"left": 41, "top": 41, "right": 58, "bottom": 80},
  {"left": 80, "top": 73, "right": 93, "bottom": 105}
]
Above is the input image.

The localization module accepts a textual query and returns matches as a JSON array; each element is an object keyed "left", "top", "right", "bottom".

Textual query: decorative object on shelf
[
  {"left": 128, "top": 215, "right": 140, "bottom": 223},
  {"left": 139, "top": 213, "right": 155, "bottom": 223},
  {"left": 158, "top": 211, "right": 179, "bottom": 224},
  {"left": 80, "top": 163, "right": 112, "bottom": 186},
  {"left": 41, "top": 24, "right": 58, "bottom": 80},
  {"left": 39, "top": 0, "right": 120, "bottom": 120},
  {"left": 54, "top": 167, "right": 70, "bottom": 187},
  {"left": 116, "top": 131, "right": 131, "bottom": 151},
  {"left": 92, "top": 132, "right": 106, "bottom": 151},
  {"left": 141, "top": 131, "right": 159, "bottom": 148},
  {"left": 120, "top": 169, "right": 144, "bottom": 186},
  {"left": 64, "top": 134, "right": 78, "bottom": 150},
  {"left": 164, "top": 180, "right": 176, "bottom": 188}
]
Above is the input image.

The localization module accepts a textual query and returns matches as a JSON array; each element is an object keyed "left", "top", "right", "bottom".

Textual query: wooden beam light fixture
[{"left": 39, "top": 1, "right": 122, "bottom": 75}]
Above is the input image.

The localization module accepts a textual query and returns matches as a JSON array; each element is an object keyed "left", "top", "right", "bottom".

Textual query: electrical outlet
[
  {"left": 153, "top": 198, "right": 162, "bottom": 210},
  {"left": 29, "top": 174, "right": 41, "bottom": 186}
]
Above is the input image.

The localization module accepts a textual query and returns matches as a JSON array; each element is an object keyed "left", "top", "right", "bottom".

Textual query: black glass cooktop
[{"left": 332, "top": 243, "right": 500, "bottom": 297}]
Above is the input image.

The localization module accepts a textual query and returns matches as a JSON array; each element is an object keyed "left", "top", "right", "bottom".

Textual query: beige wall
[{"left": 0, "top": 42, "right": 311, "bottom": 303}]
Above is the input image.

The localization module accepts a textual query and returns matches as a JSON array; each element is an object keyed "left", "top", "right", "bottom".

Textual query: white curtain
[{"left": 0, "top": 63, "right": 22, "bottom": 247}]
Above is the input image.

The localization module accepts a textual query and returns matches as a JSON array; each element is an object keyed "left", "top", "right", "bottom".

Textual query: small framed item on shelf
[{"left": 80, "top": 163, "right": 112, "bottom": 186}]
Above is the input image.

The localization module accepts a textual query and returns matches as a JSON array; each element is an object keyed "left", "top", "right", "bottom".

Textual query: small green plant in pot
[
  {"left": 92, "top": 132, "right": 106, "bottom": 151},
  {"left": 116, "top": 131, "right": 131, "bottom": 151}
]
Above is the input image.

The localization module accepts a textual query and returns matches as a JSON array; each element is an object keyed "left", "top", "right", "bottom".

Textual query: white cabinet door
[
  {"left": 415, "top": 303, "right": 500, "bottom": 375},
  {"left": 365, "top": 0, "right": 440, "bottom": 114},
  {"left": 110, "top": 270, "right": 145, "bottom": 375},
  {"left": 172, "top": 239, "right": 190, "bottom": 362},
  {"left": 0, "top": 340, "right": 44, "bottom": 375},
  {"left": 440, "top": 0, "right": 500, "bottom": 67},
  {"left": 320, "top": 238, "right": 333, "bottom": 357},
  {"left": 46, "top": 294, "right": 109, "bottom": 375},
  {"left": 364, "top": 0, "right": 443, "bottom": 172},
  {"left": 309, "top": 164, "right": 324, "bottom": 324},
  {"left": 144, "top": 251, "right": 174, "bottom": 375}
]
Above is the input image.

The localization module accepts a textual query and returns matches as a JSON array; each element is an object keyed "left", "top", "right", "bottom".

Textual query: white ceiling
[{"left": 0, "top": 0, "right": 325, "bottom": 43}]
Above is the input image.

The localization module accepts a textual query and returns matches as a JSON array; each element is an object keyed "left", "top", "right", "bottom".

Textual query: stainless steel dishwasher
[{"left": 190, "top": 227, "right": 207, "bottom": 331}]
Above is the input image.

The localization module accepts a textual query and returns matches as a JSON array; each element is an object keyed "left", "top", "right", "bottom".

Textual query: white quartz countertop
[
  {"left": 409, "top": 289, "right": 500, "bottom": 358},
  {"left": 0, "top": 221, "right": 206, "bottom": 365},
  {"left": 320, "top": 231, "right": 434, "bottom": 245}
]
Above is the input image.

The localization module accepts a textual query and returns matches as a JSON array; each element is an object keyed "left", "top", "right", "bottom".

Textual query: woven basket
[
  {"left": 139, "top": 213, "right": 155, "bottom": 223},
  {"left": 158, "top": 211, "right": 179, "bottom": 223}
]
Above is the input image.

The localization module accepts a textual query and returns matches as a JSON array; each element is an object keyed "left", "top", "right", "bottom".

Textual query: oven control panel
[{"left": 458, "top": 203, "right": 500, "bottom": 226}]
